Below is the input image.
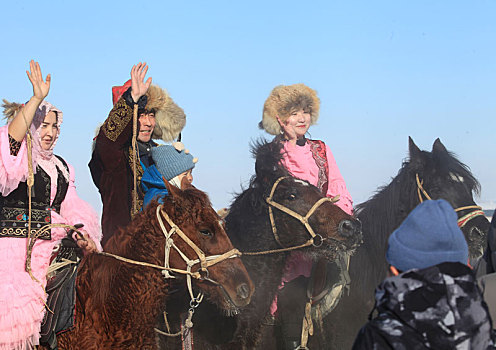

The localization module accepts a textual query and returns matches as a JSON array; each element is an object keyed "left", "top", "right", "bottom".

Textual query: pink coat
[
  {"left": 280, "top": 141, "right": 353, "bottom": 214},
  {"left": 0, "top": 125, "right": 102, "bottom": 349},
  {"left": 271, "top": 139, "right": 353, "bottom": 315}
]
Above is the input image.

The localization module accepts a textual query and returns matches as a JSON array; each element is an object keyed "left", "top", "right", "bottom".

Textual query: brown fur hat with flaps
[
  {"left": 145, "top": 84, "right": 186, "bottom": 142},
  {"left": 259, "top": 83, "right": 320, "bottom": 135},
  {"left": 112, "top": 80, "right": 186, "bottom": 142}
]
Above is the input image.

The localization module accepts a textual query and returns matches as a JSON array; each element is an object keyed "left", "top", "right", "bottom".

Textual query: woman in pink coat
[
  {"left": 260, "top": 83, "right": 353, "bottom": 347},
  {"left": 0, "top": 61, "right": 102, "bottom": 350}
]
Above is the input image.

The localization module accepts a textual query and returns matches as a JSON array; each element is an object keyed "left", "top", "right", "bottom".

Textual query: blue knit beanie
[
  {"left": 151, "top": 144, "right": 197, "bottom": 181},
  {"left": 386, "top": 199, "right": 468, "bottom": 272}
]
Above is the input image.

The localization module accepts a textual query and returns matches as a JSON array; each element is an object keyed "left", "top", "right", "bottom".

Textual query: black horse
[
  {"left": 160, "top": 137, "right": 488, "bottom": 349},
  {"left": 319, "top": 137, "right": 490, "bottom": 349},
  {"left": 158, "top": 139, "right": 362, "bottom": 349}
]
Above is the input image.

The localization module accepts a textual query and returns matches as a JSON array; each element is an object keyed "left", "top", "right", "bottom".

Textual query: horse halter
[
  {"left": 155, "top": 205, "right": 242, "bottom": 300},
  {"left": 415, "top": 174, "right": 485, "bottom": 228},
  {"left": 266, "top": 176, "right": 340, "bottom": 249}
]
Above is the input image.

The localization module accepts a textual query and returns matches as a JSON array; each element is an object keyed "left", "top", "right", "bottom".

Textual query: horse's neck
[
  {"left": 89, "top": 255, "right": 169, "bottom": 329},
  {"left": 240, "top": 254, "right": 288, "bottom": 319}
]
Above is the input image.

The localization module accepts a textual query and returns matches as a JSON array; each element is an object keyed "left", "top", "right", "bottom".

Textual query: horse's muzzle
[
  {"left": 236, "top": 283, "right": 251, "bottom": 301},
  {"left": 338, "top": 218, "right": 362, "bottom": 239}
]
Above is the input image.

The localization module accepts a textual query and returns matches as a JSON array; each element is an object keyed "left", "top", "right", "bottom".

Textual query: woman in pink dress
[
  {"left": 260, "top": 83, "right": 353, "bottom": 347},
  {"left": 0, "top": 61, "right": 101, "bottom": 349}
]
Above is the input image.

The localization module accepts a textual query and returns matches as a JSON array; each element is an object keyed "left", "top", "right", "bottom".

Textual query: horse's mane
[
  {"left": 230, "top": 138, "right": 289, "bottom": 212},
  {"left": 250, "top": 137, "right": 288, "bottom": 186},
  {"left": 427, "top": 145, "right": 480, "bottom": 195}
]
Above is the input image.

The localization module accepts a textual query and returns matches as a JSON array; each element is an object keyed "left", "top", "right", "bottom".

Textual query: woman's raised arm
[{"left": 8, "top": 60, "right": 51, "bottom": 141}]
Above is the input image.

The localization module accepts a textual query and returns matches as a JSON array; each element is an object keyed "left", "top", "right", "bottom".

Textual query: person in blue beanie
[
  {"left": 353, "top": 199, "right": 496, "bottom": 350},
  {"left": 141, "top": 143, "right": 197, "bottom": 207}
]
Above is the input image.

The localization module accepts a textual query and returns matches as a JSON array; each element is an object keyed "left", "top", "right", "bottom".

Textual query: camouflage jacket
[{"left": 353, "top": 262, "right": 496, "bottom": 350}]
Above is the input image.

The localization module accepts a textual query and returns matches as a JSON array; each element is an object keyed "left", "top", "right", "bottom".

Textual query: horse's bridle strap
[
  {"left": 458, "top": 210, "right": 485, "bottom": 228},
  {"left": 156, "top": 205, "right": 241, "bottom": 269},
  {"left": 266, "top": 176, "right": 340, "bottom": 248},
  {"left": 416, "top": 173, "right": 485, "bottom": 228},
  {"left": 98, "top": 251, "right": 201, "bottom": 278},
  {"left": 416, "top": 173, "right": 432, "bottom": 202},
  {"left": 455, "top": 205, "right": 482, "bottom": 212}
]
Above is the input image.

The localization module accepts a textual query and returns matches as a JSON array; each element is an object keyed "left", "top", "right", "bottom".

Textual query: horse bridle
[
  {"left": 154, "top": 205, "right": 242, "bottom": 301},
  {"left": 266, "top": 176, "right": 341, "bottom": 249},
  {"left": 416, "top": 174, "right": 485, "bottom": 228}
]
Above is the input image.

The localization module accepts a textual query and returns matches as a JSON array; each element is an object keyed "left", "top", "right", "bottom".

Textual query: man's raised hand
[{"left": 130, "top": 62, "right": 152, "bottom": 103}]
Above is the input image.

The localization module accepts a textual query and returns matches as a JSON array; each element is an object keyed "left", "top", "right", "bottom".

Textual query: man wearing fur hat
[{"left": 89, "top": 63, "right": 185, "bottom": 248}]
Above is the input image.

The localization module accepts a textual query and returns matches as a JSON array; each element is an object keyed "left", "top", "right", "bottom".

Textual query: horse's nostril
[
  {"left": 338, "top": 219, "right": 360, "bottom": 238},
  {"left": 236, "top": 283, "right": 250, "bottom": 300}
]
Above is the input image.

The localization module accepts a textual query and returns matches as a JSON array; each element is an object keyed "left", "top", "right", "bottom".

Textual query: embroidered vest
[
  {"left": 0, "top": 156, "right": 69, "bottom": 240},
  {"left": 307, "top": 139, "right": 329, "bottom": 195}
]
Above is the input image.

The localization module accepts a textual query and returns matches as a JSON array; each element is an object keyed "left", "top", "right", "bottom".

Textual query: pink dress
[
  {"left": 0, "top": 125, "right": 102, "bottom": 350},
  {"left": 271, "top": 140, "right": 353, "bottom": 315}
]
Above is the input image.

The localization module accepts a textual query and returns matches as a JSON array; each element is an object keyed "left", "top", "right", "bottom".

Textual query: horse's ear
[
  {"left": 163, "top": 176, "right": 181, "bottom": 198},
  {"left": 432, "top": 138, "right": 448, "bottom": 155},
  {"left": 408, "top": 136, "right": 422, "bottom": 160}
]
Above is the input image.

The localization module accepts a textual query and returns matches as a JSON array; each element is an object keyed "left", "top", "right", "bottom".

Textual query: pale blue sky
[{"left": 1, "top": 0, "right": 495, "bottom": 211}]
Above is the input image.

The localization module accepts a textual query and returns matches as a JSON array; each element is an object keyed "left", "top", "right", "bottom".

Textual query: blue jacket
[{"left": 141, "top": 165, "right": 169, "bottom": 208}]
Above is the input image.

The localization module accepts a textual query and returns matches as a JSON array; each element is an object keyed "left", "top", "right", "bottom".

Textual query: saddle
[{"left": 40, "top": 225, "right": 84, "bottom": 350}]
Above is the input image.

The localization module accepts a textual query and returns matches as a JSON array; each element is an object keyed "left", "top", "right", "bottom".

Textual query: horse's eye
[
  {"left": 199, "top": 229, "right": 213, "bottom": 237},
  {"left": 288, "top": 193, "right": 297, "bottom": 201}
]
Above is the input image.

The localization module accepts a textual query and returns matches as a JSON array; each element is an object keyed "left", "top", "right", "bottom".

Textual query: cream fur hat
[
  {"left": 112, "top": 80, "right": 186, "bottom": 142},
  {"left": 259, "top": 83, "right": 320, "bottom": 135},
  {"left": 145, "top": 84, "right": 186, "bottom": 142}
]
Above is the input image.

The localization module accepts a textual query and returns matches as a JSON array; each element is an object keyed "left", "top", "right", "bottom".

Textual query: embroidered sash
[{"left": 308, "top": 139, "right": 329, "bottom": 195}]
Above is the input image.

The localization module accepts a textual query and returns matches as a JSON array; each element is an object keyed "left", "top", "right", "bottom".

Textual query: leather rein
[{"left": 416, "top": 173, "right": 485, "bottom": 228}]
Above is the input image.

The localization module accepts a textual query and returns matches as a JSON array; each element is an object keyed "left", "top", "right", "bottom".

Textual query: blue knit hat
[
  {"left": 151, "top": 144, "right": 197, "bottom": 181},
  {"left": 386, "top": 199, "right": 468, "bottom": 272}
]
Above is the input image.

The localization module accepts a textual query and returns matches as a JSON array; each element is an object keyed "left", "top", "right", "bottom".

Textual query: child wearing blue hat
[
  {"left": 353, "top": 199, "right": 495, "bottom": 349},
  {"left": 141, "top": 143, "right": 197, "bottom": 207}
]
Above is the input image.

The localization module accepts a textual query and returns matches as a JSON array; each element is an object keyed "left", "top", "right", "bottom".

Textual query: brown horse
[{"left": 52, "top": 181, "right": 254, "bottom": 350}]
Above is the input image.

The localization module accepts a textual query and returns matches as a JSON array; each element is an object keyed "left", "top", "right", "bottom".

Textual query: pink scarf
[{"left": 29, "top": 101, "right": 69, "bottom": 183}]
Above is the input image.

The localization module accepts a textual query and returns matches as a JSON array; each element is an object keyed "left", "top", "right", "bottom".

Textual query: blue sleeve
[
  {"left": 144, "top": 187, "right": 168, "bottom": 208},
  {"left": 141, "top": 164, "right": 169, "bottom": 209}
]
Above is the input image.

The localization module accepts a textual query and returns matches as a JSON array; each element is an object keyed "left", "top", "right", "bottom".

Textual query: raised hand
[
  {"left": 130, "top": 62, "right": 152, "bottom": 103},
  {"left": 26, "top": 60, "right": 50, "bottom": 102},
  {"left": 76, "top": 231, "right": 98, "bottom": 254},
  {"left": 277, "top": 116, "right": 297, "bottom": 141}
]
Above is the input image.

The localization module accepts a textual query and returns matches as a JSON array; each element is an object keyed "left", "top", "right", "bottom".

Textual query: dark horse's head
[
  {"left": 107, "top": 184, "right": 255, "bottom": 314},
  {"left": 228, "top": 139, "right": 362, "bottom": 260},
  {"left": 408, "top": 137, "right": 489, "bottom": 263},
  {"left": 357, "top": 137, "right": 489, "bottom": 266}
]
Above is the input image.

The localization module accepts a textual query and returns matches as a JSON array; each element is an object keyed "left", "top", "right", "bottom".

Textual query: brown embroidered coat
[{"left": 89, "top": 95, "right": 145, "bottom": 248}]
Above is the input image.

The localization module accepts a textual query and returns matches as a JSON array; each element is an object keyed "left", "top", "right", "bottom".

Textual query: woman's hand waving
[{"left": 26, "top": 60, "right": 50, "bottom": 102}]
